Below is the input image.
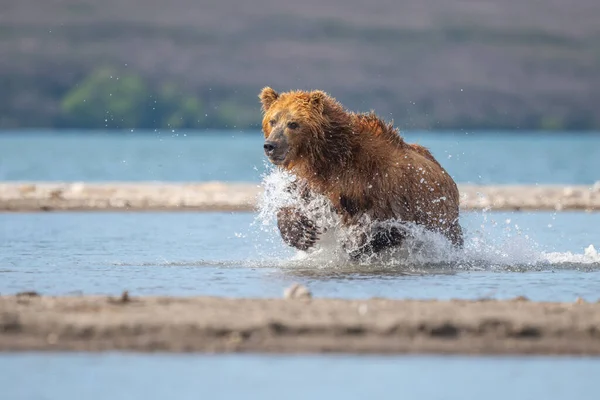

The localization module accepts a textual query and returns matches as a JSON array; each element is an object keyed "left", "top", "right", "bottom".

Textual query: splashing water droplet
[{"left": 248, "top": 169, "right": 600, "bottom": 272}]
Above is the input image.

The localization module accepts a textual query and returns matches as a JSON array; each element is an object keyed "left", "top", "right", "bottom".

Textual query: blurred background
[{"left": 2, "top": 0, "right": 599, "bottom": 132}]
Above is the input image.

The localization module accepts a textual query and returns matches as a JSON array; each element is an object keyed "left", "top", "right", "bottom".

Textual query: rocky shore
[
  {"left": 1, "top": 293, "right": 600, "bottom": 354},
  {"left": 1, "top": 182, "right": 599, "bottom": 212}
]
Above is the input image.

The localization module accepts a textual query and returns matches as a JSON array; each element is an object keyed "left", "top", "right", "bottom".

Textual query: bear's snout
[
  {"left": 263, "top": 141, "right": 276, "bottom": 155},
  {"left": 263, "top": 139, "right": 288, "bottom": 165}
]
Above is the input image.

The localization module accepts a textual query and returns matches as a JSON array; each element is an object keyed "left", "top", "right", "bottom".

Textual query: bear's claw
[{"left": 276, "top": 207, "right": 320, "bottom": 251}]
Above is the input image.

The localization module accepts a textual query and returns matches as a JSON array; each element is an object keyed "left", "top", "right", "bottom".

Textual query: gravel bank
[
  {"left": 1, "top": 182, "right": 599, "bottom": 212},
  {"left": 1, "top": 294, "right": 599, "bottom": 354}
]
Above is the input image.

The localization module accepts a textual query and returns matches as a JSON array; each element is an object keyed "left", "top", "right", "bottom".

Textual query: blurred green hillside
[{"left": 1, "top": 0, "right": 599, "bottom": 131}]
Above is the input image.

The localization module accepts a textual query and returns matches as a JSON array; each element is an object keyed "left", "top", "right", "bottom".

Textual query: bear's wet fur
[{"left": 259, "top": 87, "right": 463, "bottom": 257}]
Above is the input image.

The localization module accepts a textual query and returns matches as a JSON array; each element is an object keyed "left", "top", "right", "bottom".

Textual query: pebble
[{"left": 284, "top": 284, "right": 312, "bottom": 299}]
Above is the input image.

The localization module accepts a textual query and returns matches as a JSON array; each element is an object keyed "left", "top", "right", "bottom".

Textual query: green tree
[
  {"left": 61, "top": 66, "right": 150, "bottom": 128},
  {"left": 154, "top": 83, "right": 204, "bottom": 129},
  {"left": 61, "top": 67, "right": 209, "bottom": 129}
]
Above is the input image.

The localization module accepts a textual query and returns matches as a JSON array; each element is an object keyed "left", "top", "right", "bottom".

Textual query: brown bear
[{"left": 259, "top": 87, "right": 463, "bottom": 258}]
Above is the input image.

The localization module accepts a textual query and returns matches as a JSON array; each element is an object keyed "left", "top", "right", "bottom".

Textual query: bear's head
[{"left": 259, "top": 87, "right": 343, "bottom": 170}]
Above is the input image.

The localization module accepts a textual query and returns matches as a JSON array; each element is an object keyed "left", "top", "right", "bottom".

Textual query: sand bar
[
  {"left": 1, "top": 294, "right": 600, "bottom": 355},
  {"left": 1, "top": 181, "right": 600, "bottom": 212}
]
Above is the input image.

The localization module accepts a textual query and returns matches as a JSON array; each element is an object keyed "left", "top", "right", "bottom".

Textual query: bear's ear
[
  {"left": 259, "top": 87, "right": 279, "bottom": 111},
  {"left": 309, "top": 90, "right": 326, "bottom": 114}
]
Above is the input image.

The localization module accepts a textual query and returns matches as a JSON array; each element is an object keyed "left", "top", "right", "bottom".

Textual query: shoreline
[
  {"left": 1, "top": 182, "right": 599, "bottom": 212},
  {"left": 2, "top": 294, "right": 600, "bottom": 355}
]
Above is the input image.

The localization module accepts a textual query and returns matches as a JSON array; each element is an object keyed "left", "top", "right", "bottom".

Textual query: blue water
[
  {"left": 1, "top": 131, "right": 599, "bottom": 300},
  {"left": 0, "top": 353, "right": 598, "bottom": 400},
  {"left": 1, "top": 210, "right": 599, "bottom": 301},
  {"left": 2, "top": 129, "right": 600, "bottom": 393},
  {"left": 1, "top": 129, "right": 599, "bottom": 184}
]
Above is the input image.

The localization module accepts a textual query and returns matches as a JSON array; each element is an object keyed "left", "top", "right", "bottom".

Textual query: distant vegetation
[
  {"left": 1, "top": 0, "right": 599, "bottom": 131},
  {"left": 59, "top": 66, "right": 255, "bottom": 130}
]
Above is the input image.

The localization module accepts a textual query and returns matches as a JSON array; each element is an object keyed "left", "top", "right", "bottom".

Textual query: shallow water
[
  {"left": 1, "top": 130, "right": 600, "bottom": 184},
  {"left": 0, "top": 353, "right": 599, "bottom": 400},
  {"left": 1, "top": 210, "right": 599, "bottom": 301},
  {"left": 2, "top": 130, "right": 600, "bottom": 388}
]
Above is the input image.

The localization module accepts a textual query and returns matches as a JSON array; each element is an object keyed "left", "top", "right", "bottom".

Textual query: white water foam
[
  {"left": 250, "top": 167, "right": 600, "bottom": 271},
  {"left": 543, "top": 245, "right": 600, "bottom": 265}
]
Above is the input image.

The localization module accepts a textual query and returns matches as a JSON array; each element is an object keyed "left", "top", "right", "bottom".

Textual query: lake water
[
  {"left": 0, "top": 353, "right": 598, "bottom": 400},
  {"left": 1, "top": 130, "right": 599, "bottom": 300},
  {"left": 1, "top": 209, "right": 599, "bottom": 301},
  {"left": 1, "top": 129, "right": 599, "bottom": 184},
  {"left": 2, "top": 130, "right": 600, "bottom": 397}
]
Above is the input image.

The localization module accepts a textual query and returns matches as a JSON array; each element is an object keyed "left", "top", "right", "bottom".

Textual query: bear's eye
[
  {"left": 269, "top": 119, "right": 276, "bottom": 127},
  {"left": 287, "top": 122, "right": 299, "bottom": 130}
]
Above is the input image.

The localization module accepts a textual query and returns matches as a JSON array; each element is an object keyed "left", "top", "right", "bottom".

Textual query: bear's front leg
[{"left": 276, "top": 206, "right": 320, "bottom": 251}]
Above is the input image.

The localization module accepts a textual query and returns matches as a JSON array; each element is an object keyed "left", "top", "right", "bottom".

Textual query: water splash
[
  {"left": 250, "top": 167, "right": 600, "bottom": 272},
  {"left": 543, "top": 245, "right": 600, "bottom": 266}
]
